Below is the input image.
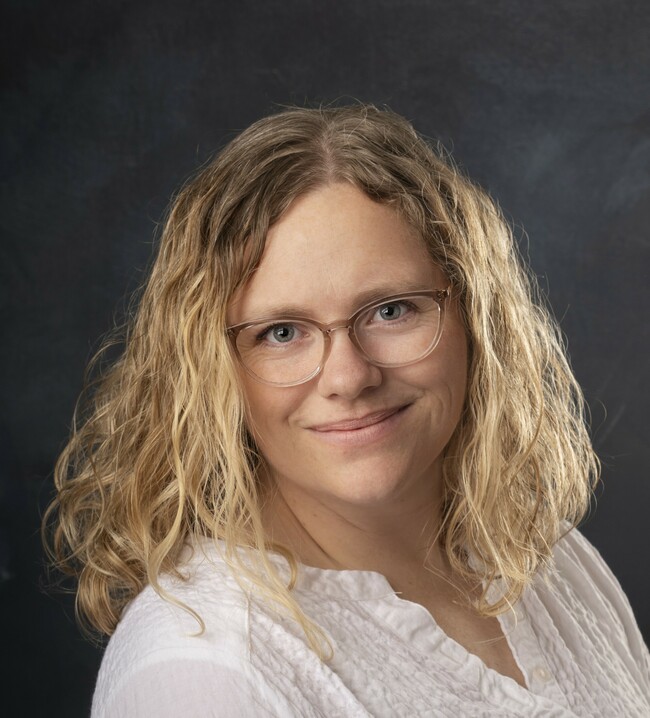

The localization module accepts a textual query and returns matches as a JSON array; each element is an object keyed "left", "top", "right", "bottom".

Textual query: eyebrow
[{"left": 243, "top": 281, "right": 436, "bottom": 321}]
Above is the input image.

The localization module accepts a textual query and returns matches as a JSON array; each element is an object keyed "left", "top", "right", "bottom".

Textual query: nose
[{"left": 316, "top": 326, "right": 382, "bottom": 399}]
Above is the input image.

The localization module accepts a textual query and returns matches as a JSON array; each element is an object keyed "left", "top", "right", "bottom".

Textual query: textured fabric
[{"left": 92, "top": 529, "right": 650, "bottom": 717}]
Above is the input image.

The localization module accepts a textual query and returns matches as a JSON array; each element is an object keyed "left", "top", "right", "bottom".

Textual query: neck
[{"left": 260, "top": 467, "right": 452, "bottom": 585}]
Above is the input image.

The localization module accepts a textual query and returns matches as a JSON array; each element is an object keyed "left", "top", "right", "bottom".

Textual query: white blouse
[{"left": 92, "top": 529, "right": 650, "bottom": 717}]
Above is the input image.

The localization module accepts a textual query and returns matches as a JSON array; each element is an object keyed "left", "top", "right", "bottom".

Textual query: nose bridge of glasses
[
  {"left": 321, "top": 321, "right": 367, "bottom": 364},
  {"left": 323, "top": 322, "right": 353, "bottom": 337}
]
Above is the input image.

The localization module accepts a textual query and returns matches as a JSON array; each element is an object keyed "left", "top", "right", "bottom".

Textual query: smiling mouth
[{"left": 309, "top": 405, "right": 410, "bottom": 432}]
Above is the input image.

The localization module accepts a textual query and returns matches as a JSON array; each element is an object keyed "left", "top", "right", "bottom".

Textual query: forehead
[{"left": 228, "top": 183, "right": 445, "bottom": 323}]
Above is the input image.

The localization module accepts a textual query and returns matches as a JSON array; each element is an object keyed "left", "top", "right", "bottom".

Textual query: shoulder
[
  {"left": 538, "top": 526, "right": 649, "bottom": 674},
  {"left": 549, "top": 525, "right": 638, "bottom": 623},
  {"left": 92, "top": 541, "right": 276, "bottom": 717},
  {"left": 101, "top": 540, "right": 251, "bottom": 665}
]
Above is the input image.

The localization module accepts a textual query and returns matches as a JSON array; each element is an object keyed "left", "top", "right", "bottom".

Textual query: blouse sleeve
[
  {"left": 557, "top": 527, "right": 650, "bottom": 687},
  {"left": 93, "top": 656, "right": 278, "bottom": 718}
]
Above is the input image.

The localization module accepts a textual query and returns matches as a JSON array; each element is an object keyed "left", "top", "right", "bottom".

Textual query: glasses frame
[{"left": 227, "top": 287, "right": 451, "bottom": 387}]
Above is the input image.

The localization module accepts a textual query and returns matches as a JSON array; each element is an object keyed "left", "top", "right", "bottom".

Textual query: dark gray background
[{"left": 2, "top": 0, "right": 648, "bottom": 715}]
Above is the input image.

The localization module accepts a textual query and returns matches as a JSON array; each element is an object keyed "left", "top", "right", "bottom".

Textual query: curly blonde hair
[{"left": 43, "top": 104, "right": 598, "bottom": 660}]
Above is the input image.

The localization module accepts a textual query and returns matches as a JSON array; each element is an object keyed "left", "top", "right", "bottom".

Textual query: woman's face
[{"left": 227, "top": 183, "right": 468, "bottom": 514}]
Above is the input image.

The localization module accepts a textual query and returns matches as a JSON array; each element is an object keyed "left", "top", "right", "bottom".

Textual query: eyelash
[
  {"left": 370, "top": 300, "right": 415, "bottom": 320},
  {"left": 255, "top": 323, "right": 303, "bottom": 343}
]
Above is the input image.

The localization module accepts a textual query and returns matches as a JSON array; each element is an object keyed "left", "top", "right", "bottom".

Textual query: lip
[
  {"left": 309, "top": 406, "right": 408, "bottom": 432},
  {"left": 307, "top": 404, "right": 411, "bottom": 446}
]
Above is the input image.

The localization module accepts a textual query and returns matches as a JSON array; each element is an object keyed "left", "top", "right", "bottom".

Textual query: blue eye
[
  {"left": 375, "top": 302, "right": 409, "bottom": 321},
  {"left": 257, "top": 323, "right": 299, "bottom": 344}
]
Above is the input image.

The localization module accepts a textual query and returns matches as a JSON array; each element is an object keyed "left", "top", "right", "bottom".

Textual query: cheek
[
  {"left": 240, "top": 378, "right": 302, "bottom": 450},
  {"left": 407, "top": 326, "right": 469, "bottom": 428},
  {"left": 409, "top": 323, "right": 468, "bottom": 392},
  {"left": 445, "top": 342, "right": 469, "bottom": 415},
  {"left": 449, "top": 332, "right": 469, "bottom": 392},
  {"left": 440, "top": 313, "right": 469, "bottom": 386}
]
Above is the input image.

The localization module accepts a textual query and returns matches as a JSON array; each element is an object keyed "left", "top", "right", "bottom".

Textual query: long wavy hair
[{"left": 43, "top": 104, "right": 598, "bottom": 660}]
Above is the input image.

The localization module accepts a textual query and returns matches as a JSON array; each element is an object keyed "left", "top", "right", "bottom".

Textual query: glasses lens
[
  {"left": 235, "top": 320, "right": 324, "bottom": 385},
  {"left": 355, "top": 295, "right": 442, "bottom": 366},
  {"left": 233, "top": 294, "right": 445, "bottom": 386}
]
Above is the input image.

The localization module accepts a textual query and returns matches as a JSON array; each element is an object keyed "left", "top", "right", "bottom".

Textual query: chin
[{"left": 312, "top": 460, "right": 424, "bottom": 507}]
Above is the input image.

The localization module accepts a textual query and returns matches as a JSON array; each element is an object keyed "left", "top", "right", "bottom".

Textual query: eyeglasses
[{"left": 227, "top": 288, "right": 451, "bottom": 387}]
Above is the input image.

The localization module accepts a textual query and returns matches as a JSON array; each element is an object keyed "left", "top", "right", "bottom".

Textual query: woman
[{"left": 44, "top": 104, "right": 649, "bottom": 716}]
